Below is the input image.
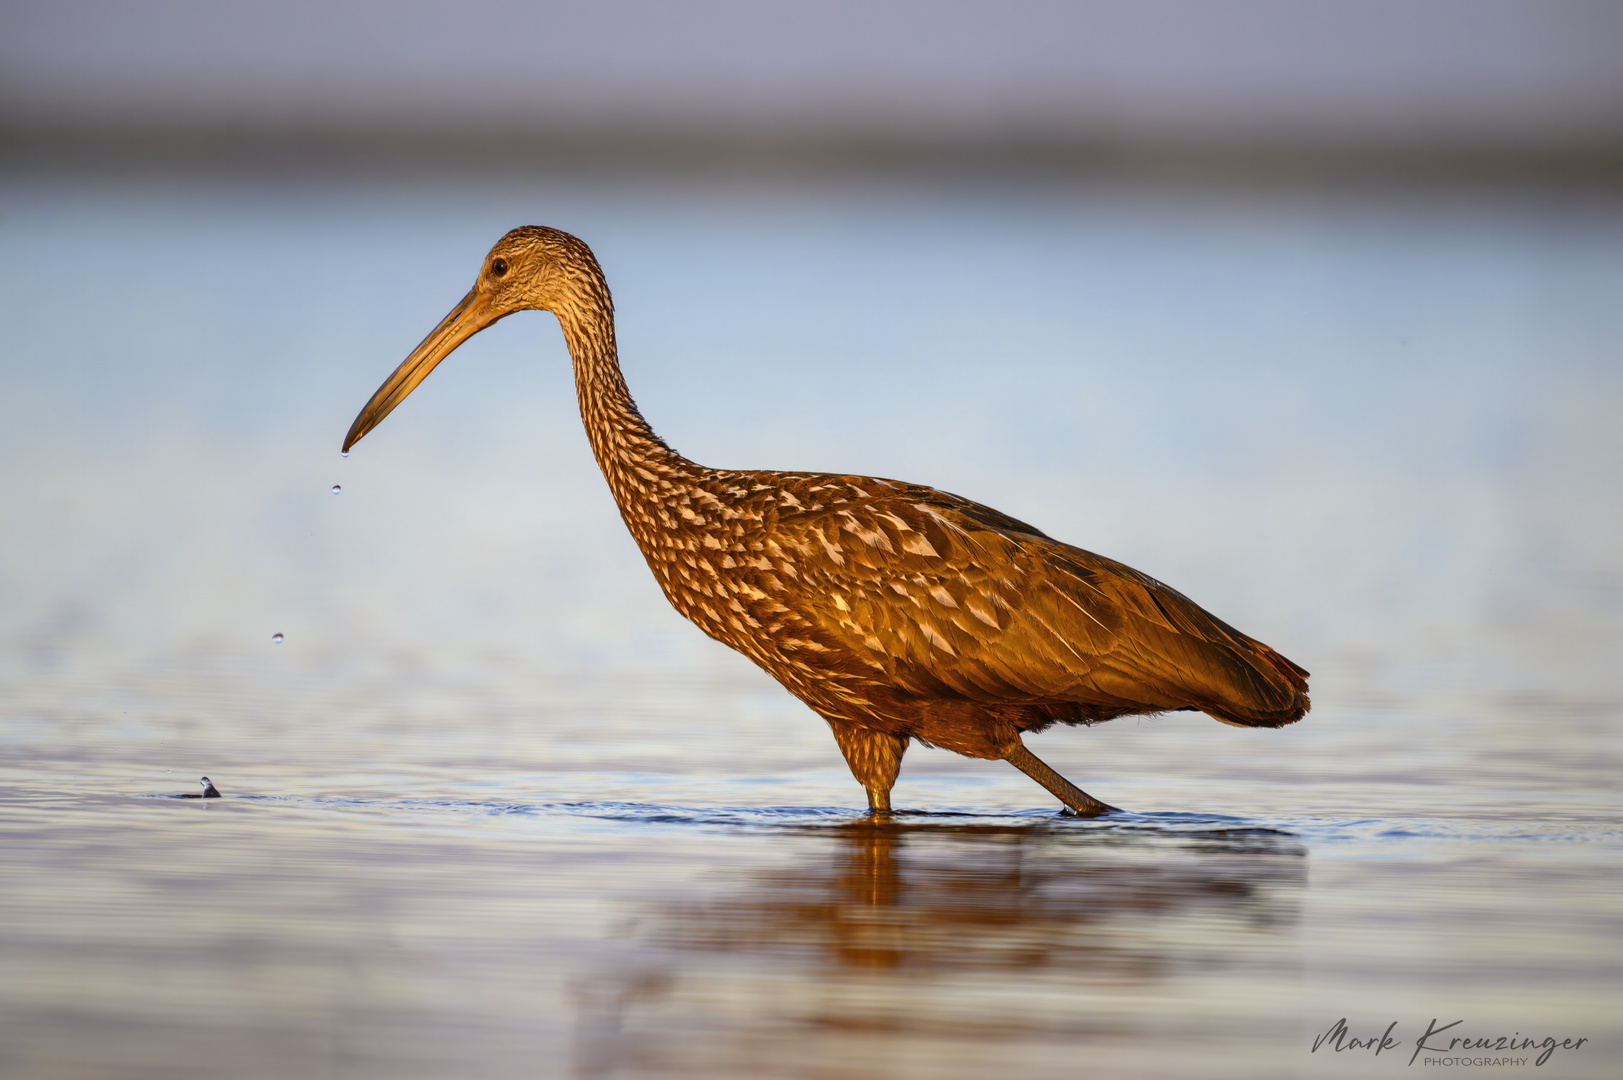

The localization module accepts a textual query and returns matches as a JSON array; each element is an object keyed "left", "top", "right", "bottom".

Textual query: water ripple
[{"left": 136, "top": 792, "right": 1623, "bottom": 850}]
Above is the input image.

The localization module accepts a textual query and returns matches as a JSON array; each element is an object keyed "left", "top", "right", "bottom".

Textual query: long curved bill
[{"left": 342, "top": 288, "right": 499, "bottom": 452}]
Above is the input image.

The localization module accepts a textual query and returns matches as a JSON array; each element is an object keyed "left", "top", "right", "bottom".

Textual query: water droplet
[
  {"left": 271, "top": 632, "right": 284, "bottom": 644},
  {"left": 341, "top": 451, "right": 350, "bottom": 458},
  {"left": 331, "top": 484, "right": 341, "bottom": 494}
]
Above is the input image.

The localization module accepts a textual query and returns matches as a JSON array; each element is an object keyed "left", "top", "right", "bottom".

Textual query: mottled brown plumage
[{"left": 343, "top": 226, "right": 1309, "bottom": 816}]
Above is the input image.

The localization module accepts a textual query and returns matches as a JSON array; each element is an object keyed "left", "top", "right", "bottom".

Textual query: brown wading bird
[{"left": 343, "top": 227, "right": 1309, "bottom": 816}]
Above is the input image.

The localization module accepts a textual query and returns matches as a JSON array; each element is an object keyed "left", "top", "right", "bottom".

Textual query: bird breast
[{"left": 617, "top": 469, "right": 1037, "bottom": 698}]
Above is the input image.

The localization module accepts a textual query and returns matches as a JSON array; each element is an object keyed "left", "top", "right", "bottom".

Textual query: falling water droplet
[
  {"left": 331, "top": 484, "right": 341, "bottom": 494},
  {"left": 271, "top": 633, "right": 284, "bottom": 644}
]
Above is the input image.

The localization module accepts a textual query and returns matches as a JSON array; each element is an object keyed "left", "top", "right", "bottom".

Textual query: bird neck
[{"left": 554, "top": 296, "right": 701, "bottom": 519}]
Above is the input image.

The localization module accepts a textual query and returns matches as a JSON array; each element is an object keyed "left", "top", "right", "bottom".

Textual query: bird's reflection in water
[{"left": 572, "top": 818, "right": 1305, "bottom": 1078}]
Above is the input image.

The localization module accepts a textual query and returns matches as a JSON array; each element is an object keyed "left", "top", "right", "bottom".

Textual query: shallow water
[{"left": 1, "top": 173, "right": 1619, "bottom": 1078}]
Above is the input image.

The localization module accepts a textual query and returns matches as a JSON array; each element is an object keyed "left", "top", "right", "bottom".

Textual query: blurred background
[
  {"left": 2, "top": 4, "right": 1620, "bottom": 1079},
  {"left": 3, "top": 0, "right": 1619, "bottom": 689},
  {"left": 5, "top": 0, "right": 1623, "bottom": 175}
]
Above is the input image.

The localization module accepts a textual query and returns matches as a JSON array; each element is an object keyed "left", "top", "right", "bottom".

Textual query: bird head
[{"left": 342, "top": 226, "right": 605, "bottom": 452}]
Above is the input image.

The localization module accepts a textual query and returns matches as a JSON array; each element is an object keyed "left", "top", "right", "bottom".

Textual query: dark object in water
[
  {"left": 179, "top": 776, "right": 220, "bottom": 799},
  {"left": 341, "top": 227, "right": 1310, "bottom": 816}
]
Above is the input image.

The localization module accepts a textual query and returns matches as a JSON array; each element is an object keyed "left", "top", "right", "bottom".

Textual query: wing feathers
[{"left": 776, "top": 481, "right": 1308, "bottom": 728}]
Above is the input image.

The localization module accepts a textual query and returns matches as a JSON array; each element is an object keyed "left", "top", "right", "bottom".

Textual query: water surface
[{"left": 1, "top": 173, "right": 1618, "bottom": 1078}]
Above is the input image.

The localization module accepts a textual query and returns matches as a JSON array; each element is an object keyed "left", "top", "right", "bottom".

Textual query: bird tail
[{"left": 1202, "top": 644, "right": 1310, "bottom": 728}]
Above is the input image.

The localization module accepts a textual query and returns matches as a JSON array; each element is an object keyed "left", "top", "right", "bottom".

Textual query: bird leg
[
  {"left": 827, "top": 723, "right": 908, "bottom": 815},
  {"left": 1003, "top": 742, "right": 1119, "bottom": 816}
]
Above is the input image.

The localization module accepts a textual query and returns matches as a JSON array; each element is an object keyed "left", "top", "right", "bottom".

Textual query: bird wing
[{"left": 767, "top": 479, "right": 1306, "bottom": 724}]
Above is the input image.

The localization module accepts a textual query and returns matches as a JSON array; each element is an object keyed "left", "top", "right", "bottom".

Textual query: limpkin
[{"left": 343, "top": 227, "right": 1309, "bottom": 816}]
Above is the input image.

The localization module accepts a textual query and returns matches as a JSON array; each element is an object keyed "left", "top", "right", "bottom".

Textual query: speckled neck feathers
[{"left": 549, "top": 257, "right": 703, "bottom": 536}]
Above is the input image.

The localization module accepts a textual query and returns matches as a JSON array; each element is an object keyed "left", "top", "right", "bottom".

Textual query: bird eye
[{"left": 491, "top": 257, "right": 509, "bottom": 277}]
